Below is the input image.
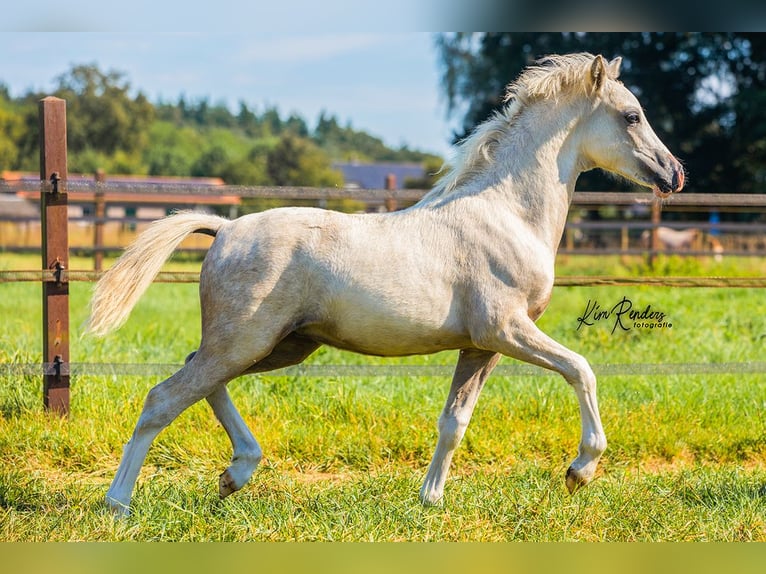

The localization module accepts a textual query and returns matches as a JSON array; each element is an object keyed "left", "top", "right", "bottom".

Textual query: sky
[{"left": 0, "top": 33, "right": 456, "bottom": 157}]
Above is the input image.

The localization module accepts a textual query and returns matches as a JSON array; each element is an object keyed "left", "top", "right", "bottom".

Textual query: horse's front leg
[
  {"left": 480, "top": 314, "right": 607, "bottom": 492},
  {"left": 420, "top": 348, "right": 501, "bottom": 505}
]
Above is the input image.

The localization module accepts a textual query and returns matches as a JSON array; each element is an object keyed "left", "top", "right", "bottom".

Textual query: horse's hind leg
[
  {"left": 481, "top": 314, "right": 607, "bottom": 493},
  {"left": 106, "top": 359, "right": 231, "bottom": 516},
  {"left": 204, "top": 333, "right": 320, "bottom": 499},
  {"left": 420, "top": 349, "right": 500, "bottom": 505}
]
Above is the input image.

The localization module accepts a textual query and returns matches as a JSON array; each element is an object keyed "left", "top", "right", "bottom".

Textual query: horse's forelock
[{"left": 505, "top": 53, "right": 609, "bottom": 105}]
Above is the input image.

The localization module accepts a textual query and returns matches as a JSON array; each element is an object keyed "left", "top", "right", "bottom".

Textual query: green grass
[{"left": 1, "top": 253, "right": 765, "bottom": 540}]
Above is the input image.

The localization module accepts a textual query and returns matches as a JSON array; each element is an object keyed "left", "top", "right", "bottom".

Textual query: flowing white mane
[{"left": 426, "top": 53, "right": 619, "bottom": 199}]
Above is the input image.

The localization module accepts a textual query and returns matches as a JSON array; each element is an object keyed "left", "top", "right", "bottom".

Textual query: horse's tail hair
[{"left": 86, "top": 211, "right": 229, "bottom": 337}]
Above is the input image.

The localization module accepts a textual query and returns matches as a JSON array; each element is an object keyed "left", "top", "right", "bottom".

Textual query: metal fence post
[{"left": 39, "top": 97, "right": 70, "bottom": 416}]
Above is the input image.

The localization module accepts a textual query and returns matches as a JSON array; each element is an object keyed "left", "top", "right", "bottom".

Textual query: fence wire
[
  {"left": 2, "top": 269, "right": 766, "bottom": 287},
  {"left": 2, "top": 361, "right": 766, "bottom": 378}
]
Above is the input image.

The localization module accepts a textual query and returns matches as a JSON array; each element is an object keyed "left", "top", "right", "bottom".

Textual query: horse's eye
[{"left": 624, "top": 111, "right": 641, "bottom": 125}]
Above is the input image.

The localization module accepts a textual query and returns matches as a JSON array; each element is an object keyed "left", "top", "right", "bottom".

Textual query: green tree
[
  {"left": 236, "top": 101, "right": 263, "bottom": 138},
  {"left": 314, "top": 110, "right": 439, "bottom": 162},
  {"left": 436, "top": 33, "right": 766, "bottom": 194},
  {"left": 191, "top": 145, "right": 230, "bottom": 178},
  {"left": 1, "top": 63, "right": 443, "bottom": 179},
  {"left": 221, "top": 139, "right": 275, "bottom": 185},
  {"left": 144, "top": 121, "right": 205, "bottom": 176},
  {"left": 53, "top": 64, "right": 155, "bottom": 159},
  {"left": 266, "top": 134, "right": 343, "bottom": 187},
  {"left": 0, "top": 93, "right": 24, "bottom": 170}
]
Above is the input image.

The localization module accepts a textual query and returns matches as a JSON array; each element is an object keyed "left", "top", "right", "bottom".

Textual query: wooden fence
[
  {"left": 4, "top": 181, "right": 766, "bottom": 261},
  {"left": 2, "top": 97, "right": 766, "bottom": 416}
]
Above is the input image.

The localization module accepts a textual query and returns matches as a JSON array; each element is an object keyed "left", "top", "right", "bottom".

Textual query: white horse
[
  {"left": 88, "top": 53, "right": 685, "bottom": 515},
  {"left": 641, "top": 227, "right": 700, "bottom": 250}
]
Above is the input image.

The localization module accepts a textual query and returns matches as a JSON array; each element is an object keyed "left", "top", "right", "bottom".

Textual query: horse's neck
[{"left": 485, "top": 103, "right": 584, "bottom": 251}]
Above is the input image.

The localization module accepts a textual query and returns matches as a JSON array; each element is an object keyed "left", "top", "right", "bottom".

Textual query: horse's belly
[
  {"left": 298, "top": 298, "right": 469, "bottom": 357},
  {"left": 300, "top": 326, "right": 468, "bottom": 356}
]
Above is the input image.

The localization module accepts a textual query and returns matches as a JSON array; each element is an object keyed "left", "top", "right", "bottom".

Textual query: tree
[
  {"left": 52, "top": 64, "right": 154, "bottom": 158},
  {"left": 222, "top": 140, "right": 274, "bottom": 185},
  {"left": 313, "top": 110, "right": 439, "bottom": 163},
  {"left": 191, "top": 145, "right": 231, "bottom": 179},
  {"left": 0, "top": 93, "right": 24, "bottom": 170},
  {"left": 1, "top": 62, "right": 443, "bottom": 180},
  {"left": 144, "top": 121, "right": 205, "bottom": 176},
  {"left": 266, "top": 134, "right": 343, "bottom": 187},
  {"left": 435, "top": 33, "right": 766, "bottom": 194}
]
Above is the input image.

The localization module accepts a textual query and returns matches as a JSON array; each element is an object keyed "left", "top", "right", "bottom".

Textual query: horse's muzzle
[
  {"left": 653, "top": 156, "right": 685, "bottom": 199},
  {"left": 671, "top": 157, "right": 685, "bottom": 192}
]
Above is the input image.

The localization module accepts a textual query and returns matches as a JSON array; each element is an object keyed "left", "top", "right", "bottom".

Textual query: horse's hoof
[
  {"left": 218, "top": 470, "right": 237, "bottom": 499},
  {"left": 105, "top": 495, "right": 130, "bottom": 517},
  {"left": 565, "top": 466, "right": 589, "bottom": 494},
  {"left": 419, "top": 489, "right": 445, "bottom": 507}
]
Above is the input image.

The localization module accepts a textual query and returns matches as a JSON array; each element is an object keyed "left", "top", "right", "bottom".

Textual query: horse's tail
[{"left": 86, "top": 211, "right": 229, "bottom": 337}]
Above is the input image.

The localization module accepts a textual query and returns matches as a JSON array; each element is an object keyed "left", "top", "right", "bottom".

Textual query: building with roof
[
  {"left": 1, "top": 171, "right": 239, "bottom": 221},
  {"left": 333, "top": 162, "right": 426, "bottom": 190}
]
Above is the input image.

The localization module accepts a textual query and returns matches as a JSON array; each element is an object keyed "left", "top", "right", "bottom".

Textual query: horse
[
  {"left": 88, "top": 53, "right": 685, "bottom": 516},
  {"left": 641, "top": 226, "right": 700, "bottom": 250}
]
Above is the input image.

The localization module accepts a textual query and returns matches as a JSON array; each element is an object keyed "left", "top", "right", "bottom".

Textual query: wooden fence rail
[{"left": 3, "top": 192, "right": 766, "bottom": 260}]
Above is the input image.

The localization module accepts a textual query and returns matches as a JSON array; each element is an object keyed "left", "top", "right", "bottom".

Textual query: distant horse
[
  {"left": 642, "top": 226, "right": 723, "bottom": 260},
  {"left": 641, "top": 226, "right": 699, "bottom": 250},
  {"left": 88, "top": 53, "right": 685, "bottom": 515}
]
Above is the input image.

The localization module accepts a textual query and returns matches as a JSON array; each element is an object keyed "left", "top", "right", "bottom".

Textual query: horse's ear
[
  {"left": 607, "top": 56, "right": 622, "bottom": 79},
  {"left": 589, "top": 55, "right": 608, "bottom": 95}
]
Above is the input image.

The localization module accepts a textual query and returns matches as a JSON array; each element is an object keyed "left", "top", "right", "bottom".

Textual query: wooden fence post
[
  {"left": 384, "top": 173, "right": 397, "bottom": 212},
  {"left": 39, "top": 97, "right": 70, "bottom": 416},
  {"left": 94, "top": 169, "right": 105, "bottom": 271}
]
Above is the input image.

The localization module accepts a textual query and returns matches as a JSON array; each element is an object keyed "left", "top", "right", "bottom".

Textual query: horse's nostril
[{"left": 668, "top": 156, "right": 684, "bottom": 192}]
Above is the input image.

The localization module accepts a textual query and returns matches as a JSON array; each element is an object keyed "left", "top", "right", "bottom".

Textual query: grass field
[{"left": 1, "top": 252, "right": 765, "bottom": 541}]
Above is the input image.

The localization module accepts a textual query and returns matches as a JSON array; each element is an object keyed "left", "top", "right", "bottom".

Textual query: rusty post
[
  {"left": 39, "top": 97, "right": 70, "bottom": 416},
  {"left": 94, "top": 169, "right": 105, "bottom": 271},
  {"left": 384, "top": 173, "right": 397, "bottom": 212}
]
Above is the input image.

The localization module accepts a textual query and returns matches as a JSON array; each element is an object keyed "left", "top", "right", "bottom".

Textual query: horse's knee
[
  {"left": 563, "top": 353, "right": 596, "bottom": 390},
  {"left": 438, "top": 414, "right": 468, "bottom": 451},
  {"left": 138, "top": 383, "right": 181, "bottom": 431},
  {"left": 234, "top": 442, "right": 263, "bottom": 468}
]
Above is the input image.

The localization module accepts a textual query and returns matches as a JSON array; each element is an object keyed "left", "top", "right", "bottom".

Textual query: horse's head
[{"left": 578, "top": 54, "right": 685, "bottom": 198}]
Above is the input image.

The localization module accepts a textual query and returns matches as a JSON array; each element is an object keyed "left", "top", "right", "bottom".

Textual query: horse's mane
[{"left": 425, "top": 53, "right": 617, "bottom": 199}]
